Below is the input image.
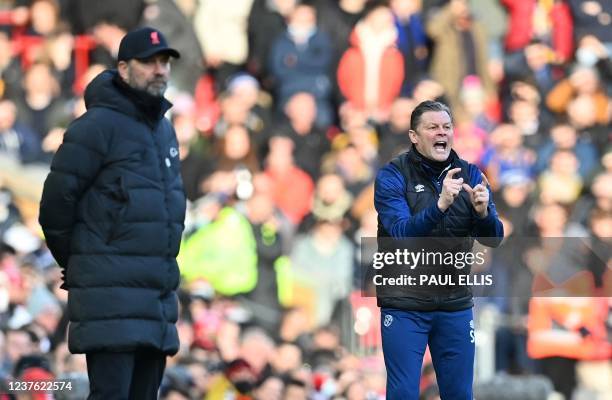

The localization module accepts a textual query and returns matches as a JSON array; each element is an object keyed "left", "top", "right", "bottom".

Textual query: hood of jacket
[{"left": 84, "top": 69, "right": 172, "bottom": 125}]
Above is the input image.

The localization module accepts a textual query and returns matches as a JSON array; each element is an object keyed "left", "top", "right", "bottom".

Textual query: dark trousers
[
  {"left": 86, "top": 350, "right": 166, "bottom": 400},
  {"left": 381, "top": 308, "right": 475, "bottom": 400}
]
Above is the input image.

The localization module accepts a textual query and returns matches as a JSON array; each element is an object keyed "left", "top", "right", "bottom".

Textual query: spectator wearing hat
[{"left": 39, "top": 27, "right": 185, "bottom": 399}]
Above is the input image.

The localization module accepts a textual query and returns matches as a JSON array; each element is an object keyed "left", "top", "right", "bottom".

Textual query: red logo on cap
[{"left": 150, "top": 31, "right": 160, "bottom": 45}]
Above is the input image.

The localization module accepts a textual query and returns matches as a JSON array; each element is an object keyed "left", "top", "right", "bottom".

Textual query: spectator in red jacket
[
  {"left": 501, "top": 0, "right": 574, "bottom": 62},
  {"left": 337, "top": 2, "right": 404, "bottom": 123}
]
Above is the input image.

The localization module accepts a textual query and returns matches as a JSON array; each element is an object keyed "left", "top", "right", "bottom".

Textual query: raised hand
[
  {"left": 462, "top": 172, "right": 490, "bottom": 218},
  {"left": 437, "top": 168, "right": 463, "bottom": 212}
]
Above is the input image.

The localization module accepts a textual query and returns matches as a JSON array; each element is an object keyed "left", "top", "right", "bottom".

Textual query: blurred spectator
[
  {"left": 290, "top": 218, "right": 352, "bottom": 327},
  {"left": 566, "top": 94, "right": 611, "bottom": 150},
  {"left": 41, "top": 27, "right": 75, "bottom": 98},
  {"left": 194, "top": 0, "right": 254, "bottom": 91},
  {"left": 206, "top": 357, "right": 258, "bottom": 399},
  {"left": 179, "top": 203, "right": 258, "bottom": 296},
  {"left": 535, "top": 121, "right": 599, "bottom": 180},
  {"left": 268, "top": 2, "right": 333, "bottom": 128},
  {"left": 270, "top": 342, "right": 302, "bottom": 375},
  {"left": 214, "top": 124, "right": 260, "bottom": 179},
  {"left": 495, "top": 172, "right": 535, "bottom": 236},
  {"left": 501, "top": 0, "right": 574, "bottom": 62},
  {"left": 331, "top": 122, "right": 378, "bottom": 169},
  {"left": 538, "top": 149, "right": 583, "bottom": 206},
  {"left": 412, "top": 77, "right": 447, "bottom": 104},
  {"left": 390, "top": 0, "right": 428, "bottom": 96},
  {"left": 1, "top": 328, "right": 38, "bottom": 376},
  {"left": 298, "top": 173, "right": 353, "bottom": 235},
  {"left": 570, "top": 171, "right": 612, "bottom": 226},
  {"left": 426, "top": 0, "right": 496, "bottom": 118},
  {"left": 470, "top": 0, "right": 507, "bottom": 84},
  {"left": 337, "top": 2, "right": 404, "bottom": 123},
  {"left": 264, "top": 135, "right": 314, "bottom": 225},
  {"left": 546, "top": 65, "right": 611, "bottom": 126},
  {"left": 144, "top": 0, "right": 206, "bottom": 93},
  {"left": 89, "top": 22, "right": 128, "bottom": 64},
  {"left": 481, "top": 124, "right": 536, "bottom": 191},
  {"left": 377, "top": 96, "right": 414, "bottom": 163},
  {"left": 459, "top": 75, "right": 496, "bottom": 133},
  {"left": 62, "top": 0, "right": 144, "bottom": 35},
  {"left": 527, "top": 297, "right": 611, "bottom": 400},
  {"left": 0, "top": 187, "right": 23, "bottom": 246},
  {"left": 224, "top": 73, "right": 272, "bottom": 150},
  {"left": 173, "top": 99, "right": 214, "bottom": 201},
  {"left": 323, "top": 144, "right": 375, "bottom": 198},
  {"left": 0, "top": 99, "right": 42, "bottom": 164},
  {"left": 248, "top": 0, "right": 297, "bottom": 85},
  {"left": 586, "top": 207, "right": 612, "bottom": 288},
  {"left": 12, "top": 62, "right": 69, "bottom": 143},
  {"left": 239, "top": 327, "right": 275, "bottom": 378},
  {"left": 316, "top": 0, "right": 367, "bottom": 63},
  {"left": 274, "top": 92, "right": 330, "bottom": 180},
  {"left": 568, "top": 0, "right": 612, "bottom": 44},
  {"left": 507, "top": 97, "right": 548, "bottom": 148},
  {"left": 253, "top": 374, "right": 284, "bottom": 400},
  {"left": 452, "top": 117, "right": 487, "bottom": 165},
  {"left": 283, "top": 377, "right": 309, "bottom": 400},
  {"left": 242, "top": 193, "right": 286, "bottom": 332},
  {"left": 503, "top": 41, "right": 557, "bottom": 104},
  {"left": 27, "top": 0, "right": 61, "bottom": 37},
  {"left": 0, "top": 29, "right": 22, "bottom": 99}
]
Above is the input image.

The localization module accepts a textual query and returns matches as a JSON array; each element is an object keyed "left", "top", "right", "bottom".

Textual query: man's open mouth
[{"left": 433, "top": 141, "right": 447, "bottom": 151}]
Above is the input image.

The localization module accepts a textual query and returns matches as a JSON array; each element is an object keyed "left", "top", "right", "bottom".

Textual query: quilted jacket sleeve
[{"left": 39, "top": 116, "right": 109, "bottom": 270}]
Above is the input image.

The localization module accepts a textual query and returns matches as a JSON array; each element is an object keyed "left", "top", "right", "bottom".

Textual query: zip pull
[{"left": 437, "top": 164, "right": 452, "bottom": 181}]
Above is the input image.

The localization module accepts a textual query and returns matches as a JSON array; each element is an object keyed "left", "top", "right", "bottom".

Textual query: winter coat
[
  {"left": 337, "top": 24, "right": 404, "bottom": 115},
  {"left": 39, "top": 70, "right": 186, "bottom": 355}
]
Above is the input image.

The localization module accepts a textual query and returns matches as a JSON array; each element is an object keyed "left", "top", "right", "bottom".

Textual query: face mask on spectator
[
  {"left": 576, "top": 48, "right": 599, "bottom": 67},
  {"left": 288, "top": 25, "right": 316, "bottom": 42}
]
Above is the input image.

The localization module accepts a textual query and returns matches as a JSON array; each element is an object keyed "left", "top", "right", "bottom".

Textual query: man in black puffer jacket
[{"left": 39, "top": 27, "right": 185, "bottom": 399}]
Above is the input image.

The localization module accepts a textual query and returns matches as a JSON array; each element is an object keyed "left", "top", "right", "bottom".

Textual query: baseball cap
[{"left": 117, "top": 27, "right": 180, "bottom": 62}]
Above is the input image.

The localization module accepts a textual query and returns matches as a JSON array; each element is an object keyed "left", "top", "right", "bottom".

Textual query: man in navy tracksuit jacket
[{"left": 374, "top": 100, "right": 503, "bottom": 399}]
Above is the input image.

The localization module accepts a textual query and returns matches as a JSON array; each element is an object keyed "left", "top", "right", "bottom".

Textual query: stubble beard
[{"left": 127, "top": 71, "right": 167, "bottom": 97}]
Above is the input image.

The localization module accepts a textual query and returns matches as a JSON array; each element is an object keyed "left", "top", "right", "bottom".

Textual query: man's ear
[
  {"left": 408, "top": 129, "right": 418, "bottom": 145},
  {"left": 117, "top": 60, "right": 129, "bottom": 81}
]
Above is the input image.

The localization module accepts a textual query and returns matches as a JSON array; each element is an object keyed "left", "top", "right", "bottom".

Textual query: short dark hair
[{"left": 410, "top": 100, "right": 453, "bottom": 131}]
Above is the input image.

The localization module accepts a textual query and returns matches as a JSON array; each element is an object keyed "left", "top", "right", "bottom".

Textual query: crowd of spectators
[{"left": 0, "top": 0, "right": 610, "bottom": 399}]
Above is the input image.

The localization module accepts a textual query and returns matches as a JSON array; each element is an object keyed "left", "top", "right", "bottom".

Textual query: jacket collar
[{"left": 84, "top": 69, "right": 172, "bottom": 127}]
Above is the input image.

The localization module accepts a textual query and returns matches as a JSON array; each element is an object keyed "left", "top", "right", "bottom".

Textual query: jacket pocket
[{"left": 105, "top": 176, "right": 130, "bottom": 244}]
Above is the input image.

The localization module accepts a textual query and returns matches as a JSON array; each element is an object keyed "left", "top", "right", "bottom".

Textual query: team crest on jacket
[
  {"left": 414, "top": 184, "right": 425, "bottom": 193},
  {"left": 384, "top": 314, "right": 393, "bottom": 327},
  {"left": 169, "top": 147, "right": 178, "bottom": 158}
]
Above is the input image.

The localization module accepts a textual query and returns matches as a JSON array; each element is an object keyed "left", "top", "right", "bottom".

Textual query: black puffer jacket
[{"left": 39, "top": 70, "right": 186, "bottom": 355}]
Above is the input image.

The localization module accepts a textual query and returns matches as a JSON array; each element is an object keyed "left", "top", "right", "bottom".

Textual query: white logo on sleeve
[
  {"left": 169, "top": 147, "right": 178, "bottom": 158},
  {"left": 383, "top": 314, "right": 393, "bottom": 327},
  {"left": 469, "top": 319, "right": 475, "bottom": 343},
  {"left": 415, "top": 184, "right": 425, "bottom": 193}
]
